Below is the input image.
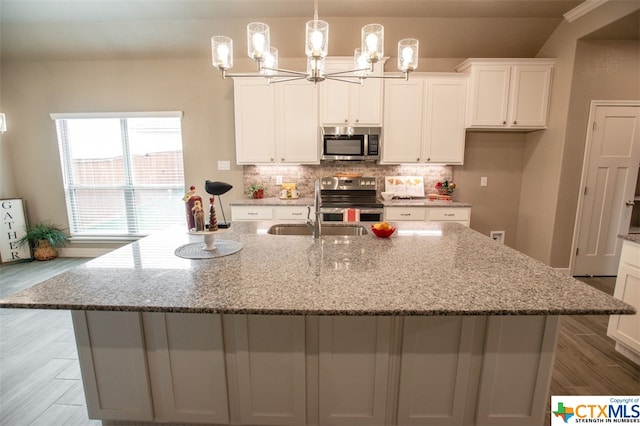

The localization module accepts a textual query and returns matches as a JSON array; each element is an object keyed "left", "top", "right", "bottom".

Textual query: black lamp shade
[{"left": 205, "top": 180, "right": 233, "bottom": 196}]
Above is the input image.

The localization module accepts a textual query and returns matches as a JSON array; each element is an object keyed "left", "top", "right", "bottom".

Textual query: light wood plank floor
[{"left": 1, "top": 260, "right": 639, "bottom": 426}]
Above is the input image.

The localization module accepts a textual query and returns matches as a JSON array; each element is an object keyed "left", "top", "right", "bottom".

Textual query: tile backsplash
[{"left": 243, "top": 164, "right": 454, "bottom": 198}]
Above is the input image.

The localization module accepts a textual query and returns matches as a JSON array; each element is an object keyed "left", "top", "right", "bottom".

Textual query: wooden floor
[{"left": 1, "top": 260, "right": 638, "bottom": 426}]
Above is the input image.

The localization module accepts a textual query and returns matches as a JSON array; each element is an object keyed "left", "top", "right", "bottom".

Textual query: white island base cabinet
[
  {"left": 607, "top": 239, "right": 640, "bottom": 365},
  {"left": 72, "top": 312, "right": 559, "bottom": 426}
]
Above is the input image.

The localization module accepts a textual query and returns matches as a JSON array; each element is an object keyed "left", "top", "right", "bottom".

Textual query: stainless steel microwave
[{"left": 320, "top": 127, "right": 381, "bottom": 162}]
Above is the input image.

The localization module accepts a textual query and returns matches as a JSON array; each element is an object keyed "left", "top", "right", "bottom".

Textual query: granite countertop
[
  {"left": 382, "top": 199, "right": 472, "bottom": 207},
  {"left": 1, "top": 222, "right": 634, "bottom": 316},
  {"left": 231, "top": 197, "right": 472, "bottom": 208},
  {"left": 230, "top": 197, "right": 314, "bottom": 206},
  {"left": 620, "top": 234, "right": 640, "bottom": 244}
]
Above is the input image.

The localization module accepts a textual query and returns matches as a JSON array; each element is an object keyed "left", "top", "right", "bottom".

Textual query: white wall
[
  {"left": 515, "top": 2, "right": 640, "bottom": 265},
  {"left": 2, "top": 58, "right": 242, "bottom": 249}
]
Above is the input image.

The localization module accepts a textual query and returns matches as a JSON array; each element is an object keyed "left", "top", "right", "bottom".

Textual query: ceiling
[{"left": 0, "top": 0, "right": 636, "bottom": 63}]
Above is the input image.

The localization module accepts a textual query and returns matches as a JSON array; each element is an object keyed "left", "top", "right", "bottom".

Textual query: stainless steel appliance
[
  {"left": 320, "top": 176, "right": 383, "bottom": 222},
  {"left": 320, "top": 127, "right": 381, "bottom": 162}
]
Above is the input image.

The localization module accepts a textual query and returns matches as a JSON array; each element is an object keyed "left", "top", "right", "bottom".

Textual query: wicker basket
[{"left": 34, "top": 239, "right": 58, "bottom": 261}]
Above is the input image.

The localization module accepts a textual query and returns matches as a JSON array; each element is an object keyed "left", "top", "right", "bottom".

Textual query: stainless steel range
[{"left": 320, "top": 176, "right": 384, "bottom": 222}]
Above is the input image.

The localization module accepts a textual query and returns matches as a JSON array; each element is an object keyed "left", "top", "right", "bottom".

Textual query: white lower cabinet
[
  {"left": 232, "top": 205, "right": 311, "bottom": 221},
  {"left": 385, "top": 206, "right": 471, "bottom": 227},
  {"left": 143, "top": 312, "right": 229, "bottom": 424},
  {"left": 607, "top": 239, "right": 640, "bottom": 364},
  {"left": 397, "top": 317, "right": 479, "bottom": 426},
  {"left": 318, "top": 316, "right": 392, "bottom": 426},
  {"left": 228, "top": 314, "right": 307, "bottom": 425},
  {"left": 71, "top": 311, "right": 154, "bottom": 422},
  {"left": 74, "top": 312, "right": 560, "bottom": 426}
]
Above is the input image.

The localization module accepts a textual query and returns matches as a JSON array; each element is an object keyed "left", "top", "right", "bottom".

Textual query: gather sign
[{"left": 1, "top": 199, "right": 32, "bottom": 263}]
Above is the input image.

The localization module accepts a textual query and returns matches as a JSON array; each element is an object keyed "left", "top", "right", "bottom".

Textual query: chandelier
[{"left": 210, "top": 0, "right": 419, "bottom": 84}]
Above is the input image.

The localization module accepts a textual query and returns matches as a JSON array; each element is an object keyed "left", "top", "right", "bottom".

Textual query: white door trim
[{"left": 569, "top": 100, "right": 640, "bottom": 276}]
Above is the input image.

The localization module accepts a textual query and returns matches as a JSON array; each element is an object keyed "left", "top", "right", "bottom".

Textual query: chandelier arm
[
  {"left": 325, "top": 76, "right": 367, "bottom": 85},
  {"left": 262, "top": 67, "right": 309, "bottom": 76},
  {"left": 325, "top": 67, "right": 371, "bottom": 77},
  {"left": 265, "top": 76, "right": 309, "bottom": 84}
]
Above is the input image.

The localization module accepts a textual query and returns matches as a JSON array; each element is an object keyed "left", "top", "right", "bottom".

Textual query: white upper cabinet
[
  {"left": 233, "top": 78, "right": 277, "bottom": 164},
  {"left": 278, "top": 80, "right": 320, "bottom": 163},
  {"left": 234, "top": 78, "right": 319, "bottom": 164},
  {"left": 381, "top": 78, "right": 424, "bottom": 163},
  {"left": 381, "top": 75, "right": 466, "bottom": 165},
  {"left": 320, "top": 58, "right": 384, "bottom": 126},
  {"left": 456, "top": 59, "right": 554, "bottom": 130}
]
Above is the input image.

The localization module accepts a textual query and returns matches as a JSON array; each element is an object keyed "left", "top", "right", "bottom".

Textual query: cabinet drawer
[
  {"left": 231, "top": 206, "right": 273, "bottom": 221},
  {"left": 275, "top": 206, "right": 309, "bottom": 221},
  {"left": 385, "top": 207, "right": 426, "bottom": 221},
  {"left": 428, "top": 208, "right": 470, "bottom": 221},
  {"left": 620, "top": 240, "right": 640, "bottom": 266}
]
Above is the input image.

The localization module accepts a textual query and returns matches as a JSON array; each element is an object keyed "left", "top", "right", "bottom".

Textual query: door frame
[{"left": 569, "top": 100, "right": 640, "bottom": 276}]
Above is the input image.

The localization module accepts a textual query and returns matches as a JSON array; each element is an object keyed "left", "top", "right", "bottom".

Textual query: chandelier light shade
[
  {"left": 361, "top": 24, "right": 384, "bottom": 63},
  {"left": 210, "top": 0, "right": 418, "bottom": 83},
  {"left": 305, "top": 20, "right": 329, "bottom": 58},
  {"left": 262, "top": 47, "right": 279, "bottom": 75},
  {"left": 247, "top": 22, "right": 270, "bottom": 61},
  {"left": 211, "top": 36, "right": 233, "bottom": 70},
  {"left": 398, "top": 38, "right": 419, "bottom": 72}
]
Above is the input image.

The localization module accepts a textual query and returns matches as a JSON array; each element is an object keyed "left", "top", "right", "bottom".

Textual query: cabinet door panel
[
  {"left": 351, "top": 72, "right": 383, "bottom": 125},
  {"left": 234, "top": 315, "right": 306, "bottom": 425},
  {"left": 72, "top": 311, "right": 153, "bottom": 421},
  {"left": 397, "top": 317, "right": 478, "bottom": 425},
  {"left": 321, "top": 61, "right": 351, "bottom": 125},
  {"left": 385, "top": 207, "right": 426, "bottom": 221},
  {"left": 279, "top": 81, "right": 319, "bottom": 163},
  {"left": 509, "top": 66, "right": 552, "bottom": 128},
  {"left": 318, "top": 316, "right": 391, "bottom": 426},
  {"left": 475, "top": 316, "right": 559, "bottom": 426},
  {"left": 381, "top": 79, "right": 424, "bottom": 163},
  {"left": 468, "top": 66, "right": 511, "bottom": 127},
  {"left": 234, "top": 79, "right": 276, "bottom": 163},
  {"left": 424, "top": 79, "right": 466, "bottom": 164},
  {"left": 143, "top": 313, "right": 229, "bottom": 424}
]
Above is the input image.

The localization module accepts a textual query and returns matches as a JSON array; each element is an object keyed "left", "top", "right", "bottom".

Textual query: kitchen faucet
[{"left": 306, "top": 179, "right": 322, "bottom": 239}]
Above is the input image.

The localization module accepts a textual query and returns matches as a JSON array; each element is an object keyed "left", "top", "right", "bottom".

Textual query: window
[{"left": 51, "top": 112, "right": 185, "bottom": 238}]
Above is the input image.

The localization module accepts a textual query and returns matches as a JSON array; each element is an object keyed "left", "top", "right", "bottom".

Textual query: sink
[{"left": 267, "top": 223, "right": 368, "bottom": 236}]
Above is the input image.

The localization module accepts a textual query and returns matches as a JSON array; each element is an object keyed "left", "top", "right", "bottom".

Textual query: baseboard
[
  {"left": 59, "top": 247, "right": 114, "bottom": 258},
  {"left": 554, "top": 267, "right": 571, "bottom": 275}
]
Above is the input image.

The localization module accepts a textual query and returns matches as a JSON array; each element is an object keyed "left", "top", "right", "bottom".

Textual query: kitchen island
[{"left": 0, "top": 221, "right": 634, "bottom": 426}]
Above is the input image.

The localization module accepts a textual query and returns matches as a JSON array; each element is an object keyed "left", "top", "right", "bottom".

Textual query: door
[{"left": 573, "top": 102, "right": 640, "bottom": 275}]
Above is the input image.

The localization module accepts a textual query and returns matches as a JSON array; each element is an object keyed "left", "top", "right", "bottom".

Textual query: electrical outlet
[
  {"left": 490, "top": 231, "right": 505, "bottom": 244},
  {"left": 480, "top": 176, "right": 488, "bottom": 187},
  {"left": 217, "top": 160, "right": 230, "bottom": 171},
  {"left": 275, "top": 175, "right": 283, "bottom": 185}
]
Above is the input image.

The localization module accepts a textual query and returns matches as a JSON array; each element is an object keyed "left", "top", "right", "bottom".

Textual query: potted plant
[
  {"left": 17, "top": 222, "right": 70, "bottom": 261},
  {"left": 248, "top": 184, "right": 265, "bottom": 199}
]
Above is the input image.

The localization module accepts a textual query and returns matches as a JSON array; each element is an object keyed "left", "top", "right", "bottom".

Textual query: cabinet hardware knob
[
  {"left": 513, "top": 121, "right": 517, "bottom": 124},
  {"left": 626, "top": 200, "right": 635, "bottom": 206},
  {"left": 417, "top": 158, "right": 420, "bottom": 161},
  {"left": 355, "top": 119, "right": 359, "bottom": 123},
  {"left": 344, "top": 119, "right": 348, "bottom": 123},
  {"left": 281, "top": 158, "right": 285, "bottom": 161},
  {"left": 503, "top": 121, "right": 507, "bottom": 125},
  {"left": 270, "top": 158, "right": 274, "bottom": 162}
]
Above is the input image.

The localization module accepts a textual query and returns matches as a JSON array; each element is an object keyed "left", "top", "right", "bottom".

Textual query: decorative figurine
[
  {"left": 183, "top": 185, "right": 202, "bottom": 230},
  {"left": 192, "top": 199, "right": 205, "bottom": 232},
  {"left": 209, "top": 197, "right": 218, "bottom": 231}
]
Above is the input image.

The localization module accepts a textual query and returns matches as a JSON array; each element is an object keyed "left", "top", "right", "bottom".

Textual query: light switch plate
[
  {"left": 217, "top": 160, "right": 230, "bottom": 171},
  {"left": 480, "top": 176, "right": 487, "bottom": 187}
]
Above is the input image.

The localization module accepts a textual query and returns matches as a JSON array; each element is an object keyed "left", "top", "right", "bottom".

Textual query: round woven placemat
[{"left": 174, "top": 240, "right": 243, "bottom": 259}]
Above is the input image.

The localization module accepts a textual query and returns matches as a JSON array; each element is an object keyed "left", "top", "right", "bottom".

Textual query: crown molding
[{"left": 563, "top": 0, "right": 609, "bottom": 23}]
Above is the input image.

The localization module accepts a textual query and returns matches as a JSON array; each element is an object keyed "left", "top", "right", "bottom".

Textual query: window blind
[{"left": 52, "top": 114, "right": 186, "bottom": 237}]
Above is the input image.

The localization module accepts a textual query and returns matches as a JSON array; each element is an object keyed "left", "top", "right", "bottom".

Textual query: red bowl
[{"left": 370, "top": 225, "right": 396, "bottom": 238}]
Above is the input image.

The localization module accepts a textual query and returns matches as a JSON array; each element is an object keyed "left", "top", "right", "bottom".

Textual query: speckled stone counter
[
  {"left": 0, "top": 222, "right": 633, "bottom": 316},
  {"left": 230, "top": 197, "right": 313, "bottom": 206},
  {"left": 230, "top": 197, "right": 472, "bottom": 208},
  {"left": 620, "top": 234, "right": 640, "bottom": 244},
  {"left": 382, "top": 199, "right": 472, "bottom": 208}
]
